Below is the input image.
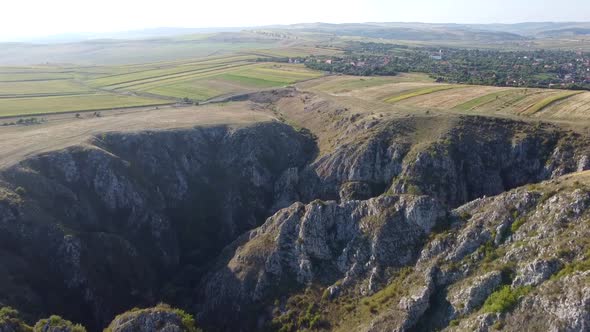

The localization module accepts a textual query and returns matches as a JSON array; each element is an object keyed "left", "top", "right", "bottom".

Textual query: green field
[
  {"left": 0, "top": 80, "right": 92, "bottom": 97},
  {"left": 0, "top": 94, "right": 171, "bottom": 117},
  {"left": 0, "top": 50, "right": 324, "bottom": 117},
  {"left": 128, "top": 63, "right": 322, "bottom": 100}
]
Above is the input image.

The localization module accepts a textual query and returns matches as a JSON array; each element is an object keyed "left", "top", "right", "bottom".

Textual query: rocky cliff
[
  {"left": 0, "top": 122, "right": 314, "bottom": 330},
  {"left": 0, "top": 90, "right": 589, "bottom": 331}
]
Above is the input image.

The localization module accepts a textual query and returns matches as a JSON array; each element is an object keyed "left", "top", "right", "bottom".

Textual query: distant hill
[
  {"left": 20, "top": 27, "right": 245, "bottom": 44},
  {"left": 269, "top": 22, "right": 528, "bottom": 41},
  {"left": 538, "top": 27, "right": 590, "bottom": 37},
  {"left": 468, "top": 22, "right": 590, "bottom": 37}
]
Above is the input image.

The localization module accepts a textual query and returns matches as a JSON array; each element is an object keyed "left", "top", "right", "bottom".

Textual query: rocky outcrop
[
  {"left": 504, "top": 271, "right": 590, "bottom": 332},
  {"left": 33, "top": 316, "right": 85, "bottom": 332},
  {"left": 0, "top": 307, "right": 32, "bottom": 332},
  {"left": 105, "top": 305, "right": 199, "bottom": 332},
  {"left": 2, "top": 90, "right": 590, "bottom": 332},
  {"left": 1, "top": 305, "right": 198, "bottom": 332},
  {"left": 448, "top": 271, "right": 503, "bottom": 317},
  {"left": 296, "top": 116, "right": 590, "bottom": 207},
  {"left": 200, "top": 194, "right": 446, "bottom": 329},
  {"left": 0, "top": 122, "right": 315, "bottom": 331}
]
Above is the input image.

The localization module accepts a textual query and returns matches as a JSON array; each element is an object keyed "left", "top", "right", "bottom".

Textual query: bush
[
  {"left": 14, "top": 186, "right": 26, "bottom": 196},
  {"left": 0, "top": 306, "right": 19, "bottom": 320},
  {"left": 481, "top": 285, "right": 532, "bottom": 314},
  {"left": 511, "top": 217, "right": 526, "bottom": 233},
  {"left": 34, "top": 315, "right": 86, "bottom": 332}
]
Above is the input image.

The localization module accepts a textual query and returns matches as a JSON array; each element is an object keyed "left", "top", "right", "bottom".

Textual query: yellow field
[
  {"left": 384, "top": 85, "right": 459, "bottom": 103},
  {"left": 395, "top": 85, "right": 506, "bottom": 108}
]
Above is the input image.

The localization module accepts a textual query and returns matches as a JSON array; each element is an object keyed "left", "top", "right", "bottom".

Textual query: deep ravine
[{"left": 1, "top": 97, "right": 590, "bottom": 332}]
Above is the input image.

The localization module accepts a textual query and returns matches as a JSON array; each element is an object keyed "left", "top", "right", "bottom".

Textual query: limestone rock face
[
  {"left": 200, "top": 194, "right": 446, "bottom": 328},
  {"left": 448, "top": 271, "right": 503, "bottom": 317},
  {"left": 296, "top": 116, "right": 590, "bottom": 207},
  {"left": 2, "top": 94, "right": 590, "bottom": 332},
  {"left": 106, "top": 306, "right": 197, "bottom": 332},
  {"left": 504, "top": 271, "right": 590, "bottom": 332},
  {"left": 0, "top": 122, "right": 314, "bottom": 331}
]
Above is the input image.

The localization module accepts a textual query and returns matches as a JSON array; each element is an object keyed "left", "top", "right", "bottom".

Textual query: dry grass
[
  {"left": 396, "top": 85, "right": 505, "bottom": 109},
  {"left": 0, "top": 101, "right": 275, "bottom": 169},
  {"left": 384, "top": 85, "right": 459, "bottom": 103},
  {"left": 521, "top": 91, "right": 584, "bottom": 116}
]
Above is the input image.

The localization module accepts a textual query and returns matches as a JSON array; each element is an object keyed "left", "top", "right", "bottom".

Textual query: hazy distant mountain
[
  {"left": 13, "top": 22, "right": 590, "bottom": 44},
  {"left": 466, "top": 22, "right": 590, "bottom": 37},
  {"left": 265, "top": 22, "right": 528, "bottom": 41},
  {"left": 20, "top": 27, "right": 245, "bottom": 43}
]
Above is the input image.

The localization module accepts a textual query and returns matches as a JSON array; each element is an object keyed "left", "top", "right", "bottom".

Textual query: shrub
[
  {"left": 511, "top": 217, "right": 526, "bottom": 233},
  {"left": 481, "top": 285, "right": 532, "bottom": 314},
  {"left": 406, "top": 184, "right": 423, "bottom": 195},
  {"left": 14, "top": 186, "right": 26, "bottom": 196},
  {"left": 0, "top": 306, "right": 19, "bottom": 320},
  {"left": 34, "top": 315, "right": 86, "bottom": 332},
  {"left": 552, "top": 250, "right": 590, "bottom": 280}
]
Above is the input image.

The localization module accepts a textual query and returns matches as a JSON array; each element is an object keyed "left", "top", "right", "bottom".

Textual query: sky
[{"left": 1, "top": 0, "right": 589, "bottom": 41}]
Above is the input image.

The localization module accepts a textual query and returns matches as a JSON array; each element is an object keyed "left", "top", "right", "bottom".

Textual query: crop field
[
  {"left": 521, "top": 91, "right": 584, "bottom": 115},
  {"left": 125, "top": 63, "right": 322, "bottom": 100},
  {"left": 0, "top": 94, "right": 170, "bottom": 117},
  {"left": 298, "top": 74, "right": 590, "bottom": 121},
  {"left": 395, "top": 85, "right": 506, "bottom": 109},
  {"left": 298, "top": 73, "right": 433, "bottom": 94},
  {"left": 535, "top": 91, "right": 590, "bottom": 119},
  {"left": 384, "top": 85, "right": 459, "bottom": 103},
  {"left": 0, "top": 80, "right": 93, "bottom": 97},
  {"left": 0, "top": 51, "right": 324, "bottom": 116}
]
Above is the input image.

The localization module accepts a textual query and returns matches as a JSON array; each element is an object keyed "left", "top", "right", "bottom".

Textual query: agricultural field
[
  {"left": 0, "top": 80, "right": 93, "bottom": 97},
  {"left": 0, "top": 94, "right": 170, "bottom": 117},
  {"left": 299, "top": 74, "right": 590, "bottom": 121},
  {"left": 0, "top": 53, "right": 324, "bottom": 117},
  {"left": 384, "top": 85, "right": 460, "bottom": 103},
  {"left": 297, "top": 73, "right": 433, "bottom": 94}
]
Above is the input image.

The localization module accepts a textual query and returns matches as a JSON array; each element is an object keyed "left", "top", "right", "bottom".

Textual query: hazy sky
[{"left": 1, "top": 0, "right": 589, "bottom": 40}]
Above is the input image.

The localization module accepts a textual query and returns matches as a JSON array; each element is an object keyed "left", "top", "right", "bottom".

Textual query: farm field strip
[
  {"left": 106, "top": 62, "right": 258, "bottom": 90},
  {"left": 451, "top": 89, "right": 550, "bottom": 114},
  {"left": 298, "top": 74, "right": 434, "bottom": 94},
  {"left": 91, "top": 62, "right": 249, "bottom": 88},
  {"left": 383, "top": 85, "right": 459, "bottom": 103},
  {"left": 521, "top": 90, "right": 585, "bottom": 115},
  {"left": 453, "top": 90, "right": 515, "bottom": 111},
  {"left": 138, "top": 64, "right": 322, "bottom": 100},
  {"left": 88, "top": 55, "right": 258, "bottom": 87},
  {"left": 123, "top": 63, "right": 316, "bottom": 94},
  {"left": 534, "top": 91, "right": 590, "bottom": 119},
  {"left": 0, "top": 93, "right": 171, "bottom": 117},
  {"left": 0, "top": 80, "right": 94, "bottom": 96},
  {"left": 248, "top": 46, "right": 342, "bottom": 57},
  {"left": 396, "top": 85, "right": 505, "bottom": 109}
]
